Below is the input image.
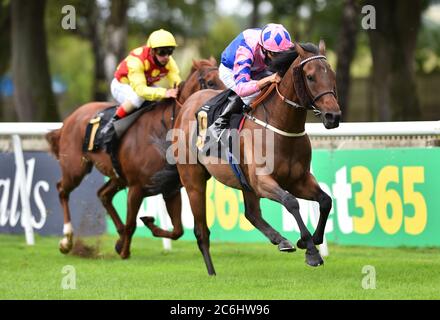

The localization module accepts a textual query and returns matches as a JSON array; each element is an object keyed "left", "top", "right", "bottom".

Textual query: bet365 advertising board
[{"left": 109, "top": 147, "right": 440, "bottom": 247}]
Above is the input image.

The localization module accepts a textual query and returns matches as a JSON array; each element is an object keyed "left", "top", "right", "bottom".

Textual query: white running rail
[{"left": 1, "top": 121, "right": 439, "bottom": 249}]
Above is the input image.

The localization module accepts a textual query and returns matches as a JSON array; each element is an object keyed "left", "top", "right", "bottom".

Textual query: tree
[
  {"left": 200, "top": 16, "right": 241, "bottom": 61},
  {"left": 0, "top": 0, "right": 10, "bottom": 76},
  {"left": 269, "top": 0, "right": 306, "bottom": 40},
  {"left": 104, "top": 0, "right": 130, "bottom": 84},
  {"left": 85, "top": 0, "right": 129, "bottom": 101},
  {"left": 87, "top": 1, "right": 107, "bottom": 101},
  {"left": 0, "top": 0, "right": 11, "bottom": 120},
  {"left": 335, "top": 0, "right": 359, "bottom": 120},
  {"left": 365, "top": 0, "right": 424, "bottom": 120},
  {"left": 250, "top": 0, "right": 261, "bottom": 27},
  {"left": 137, "top": 0, "right": 216, "bottom": 37},
  {"left": 11, "top": 0, "right": 59, "bottom": 121},
  {"left": 49, "top": 0, "right": 129, "bottom": 101}
]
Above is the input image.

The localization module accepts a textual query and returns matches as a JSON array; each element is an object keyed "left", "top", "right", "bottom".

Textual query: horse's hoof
[
  {"left": 305, "top": 249, "right": 324, "bottom": 267},
  {"left": 296, "top": 238, "right": 307, "bottom": 250},
  {"left": 312, "top": 235, "right": 323, "bottom": 246},
  {"left": 140, "top": 216, "right": 155, "bottom": 226},
  {"left": 59, "top": 238, "right": 72, "bottom": 254},
  {"left": 114, "top": 239, "right": 123, "bottom": 255},
  {"left": 120, "top": 250, "right": 131, "bottom": 260},
  {"left": 59, "top": 245, "right": 70, "bottom": 254},
  {"left": 278, "top": 239, "right": 296, "bottom": 252}
]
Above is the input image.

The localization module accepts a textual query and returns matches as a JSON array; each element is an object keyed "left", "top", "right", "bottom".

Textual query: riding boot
[
  {"left": 101, "top": 113, "right": 122, "bottom": 154},
  {"left": 209, "top": 95, "right": 244, "bottom": 141}
]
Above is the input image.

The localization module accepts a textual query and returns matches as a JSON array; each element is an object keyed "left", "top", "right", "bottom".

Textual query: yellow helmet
[{"left": 147, "top": 29, "right": 178, "bottom": 48}]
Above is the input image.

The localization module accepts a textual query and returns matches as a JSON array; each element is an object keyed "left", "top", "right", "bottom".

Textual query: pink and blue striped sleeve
[{"left": 232, "top": 46, "right": 260, "bottom": 97}]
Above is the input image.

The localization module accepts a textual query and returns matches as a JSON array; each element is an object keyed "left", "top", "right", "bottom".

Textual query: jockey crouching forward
[
  {"left": 101, "top": 29, "right": 182, "bottom": 136},
  {"left": 209, "top": 23, "right": 293, "bottom": 141}
]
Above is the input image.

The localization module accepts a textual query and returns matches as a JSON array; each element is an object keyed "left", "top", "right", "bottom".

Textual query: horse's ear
[
  {"left": 209, "top": 56, "right": 217, "bottom": 66},
  {"left": 319, "top": 39, "right": 326, "bottom": 56},
  {"left": 192, "top": 59, "right": 200, "bottom": 70},
  {"left": 294, "top": 42, "right": 305, "bottom": 58}
]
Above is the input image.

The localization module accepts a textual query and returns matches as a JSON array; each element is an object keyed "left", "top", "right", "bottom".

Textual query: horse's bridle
[
  {"left": 275, "top": 55, "right": 337, "bottom": 116},
  {"left": 174, "top": 66, "right": 219, "bottom": 108},
  {"left": 198, "top": 67, "right": 219, "bottom": 89},
  {"left": 245, "top": 54, "right": 338, "bottom": 137}
]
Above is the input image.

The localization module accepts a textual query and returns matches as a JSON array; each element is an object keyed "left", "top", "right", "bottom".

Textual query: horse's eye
[
  {"left": 306, "top": 75, "right": 314, "bottom": 81},
  {"left": 207, "top": 80, "right": 215, "bottom": 87}
]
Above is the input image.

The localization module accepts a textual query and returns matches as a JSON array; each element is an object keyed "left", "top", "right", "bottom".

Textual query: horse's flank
[{"left": 45, "top": 58, "right": 223, "bottom": 259}]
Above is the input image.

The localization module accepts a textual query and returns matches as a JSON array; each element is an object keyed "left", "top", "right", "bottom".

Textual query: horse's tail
[
  {"left": 45, "top": 128, "right": 62, "bottom": 159},
  {"left": 149, "top": 134, "right": 181, "bottom": 195},
  {"left": 141, "top": 134, "right": 183, "bottom": 240}
]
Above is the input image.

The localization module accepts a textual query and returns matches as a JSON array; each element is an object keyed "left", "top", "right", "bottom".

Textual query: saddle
[
  {"left": 82, "top": 101, "right": 156, "bottom": 177},
  {"left": 195, "top": 89, "right": 245, "bottom": 152},
  {"left": 195, "top": 89, "right": 251, "bottom": 191}
]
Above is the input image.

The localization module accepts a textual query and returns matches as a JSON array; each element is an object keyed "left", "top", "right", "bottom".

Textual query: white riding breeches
[
  {"left": 110, "top": 78, "right": 145, "bottom": 108},
  {"left": 219, "top": 64, "right": 260, "bottom": 106}
]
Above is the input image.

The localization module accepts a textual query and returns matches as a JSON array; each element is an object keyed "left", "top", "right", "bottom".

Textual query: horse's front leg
[
  {"left": 97, "top": 179, "right": 126, "bottom": 254},
  {"left": 242, "top": 190, "right": 295, "bottom": 252},
  {"left": 290, "top": 173, "right": 332, "bottom": 248},
  {"left": 256, "top": 176, "right": 323, "bottom": 267}
]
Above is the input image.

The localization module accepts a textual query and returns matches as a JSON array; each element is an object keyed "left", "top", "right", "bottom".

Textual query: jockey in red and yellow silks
[
  {"left": 102, "top": 29, "right": 182, "bottom": 135},
  {"left": 114, "top": 45, "right": 181, "bottom": 101}
]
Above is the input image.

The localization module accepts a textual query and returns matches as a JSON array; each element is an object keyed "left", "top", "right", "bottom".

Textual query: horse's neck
[
  {"left": 179, "top": 68, "right": 203, "bottom": 103},
  {"left": 137, "top": 101, "right": 176, "bottom": 132},
  {"left": 254, "top": 70, "right": 307, "bottom": 135},
  {"left": 178, "top": 82, "right": 192, "bottom": 103}
]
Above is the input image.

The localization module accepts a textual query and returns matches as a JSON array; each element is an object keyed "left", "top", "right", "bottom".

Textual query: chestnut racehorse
[
  {"left": 46, "top": 58, "right": 224, "bottom": 259},
  {"left": 173, "top": 42, "right": 341, "bottom": 275}
]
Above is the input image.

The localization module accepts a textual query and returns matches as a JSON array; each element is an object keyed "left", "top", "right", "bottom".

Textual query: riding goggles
[
  {"left": 262, "top": 48, "right": 282, "bottom": 57},
  {"left": 155, "top": 47, "right": 174, "bottom": 57}
]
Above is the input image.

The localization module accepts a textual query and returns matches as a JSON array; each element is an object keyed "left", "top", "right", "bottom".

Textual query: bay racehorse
[
  {"left": 173, "top": 41, "right": 341, "bottom": 275},
  {"left": 46, "top": 58, "right": 224, "bottom": 259}
]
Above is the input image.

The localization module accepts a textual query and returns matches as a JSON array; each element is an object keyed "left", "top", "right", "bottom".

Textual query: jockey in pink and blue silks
[{"left": 209, "top": 23, "right": 293, "bottom": 140}]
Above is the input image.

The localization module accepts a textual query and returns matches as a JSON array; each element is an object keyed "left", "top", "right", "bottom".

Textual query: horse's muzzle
[{"left": 322, "top": 111, "right": 341, "bottom": 129}]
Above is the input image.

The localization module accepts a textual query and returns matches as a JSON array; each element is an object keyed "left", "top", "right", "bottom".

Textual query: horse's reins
[
  {"left": 173, "top": 66, "right": 219, "bottom": 113},
  {"left": 174, "top": 66, "right": 219, "bottom": 110},
  {"left": 175, "top": 99, "right": 184, "bottom": 109},
  {"left": 198, "top": 67, "right": 219, "bottom": 89},
  {"left": 298, "top": 55, "right": 337, "bottom": 115},
  {"left": 246, "top": 54, "right": 335, "bottom": 137}
]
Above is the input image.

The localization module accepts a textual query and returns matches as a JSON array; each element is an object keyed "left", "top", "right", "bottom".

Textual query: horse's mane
[
  {"left": 269, "top": 43, "right": 319, "bottom": 76},
  {"left": 268, "top": 43, "right": 319, "bottom": 107},
  {"left": 190, "top": 58, "right": 217, "bottom": 74},
  {"left": 177, "top": 58, "right": 217, "bottom": 100}
]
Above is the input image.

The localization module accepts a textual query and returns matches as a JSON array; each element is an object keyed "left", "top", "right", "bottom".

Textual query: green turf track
[{"left": 0, "top": 234, "right": 439, "bottom": 300}]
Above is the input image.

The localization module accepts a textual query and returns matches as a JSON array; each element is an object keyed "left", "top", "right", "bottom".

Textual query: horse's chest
[{"left": 274, "top": 159, "right": 307, "bottom": 185}]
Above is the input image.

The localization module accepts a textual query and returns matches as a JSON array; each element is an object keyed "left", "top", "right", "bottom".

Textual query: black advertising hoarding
[{"left": 0, "top": 151, "right": 106, "bottom": 236}]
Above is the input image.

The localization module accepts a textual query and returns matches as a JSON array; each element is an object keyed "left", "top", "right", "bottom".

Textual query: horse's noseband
[
  {"left": 299, "top": 55, "right": 337, "bottom": 115},
  {"left": 311, "top": 90, "right": 337, "bottom": 107}
]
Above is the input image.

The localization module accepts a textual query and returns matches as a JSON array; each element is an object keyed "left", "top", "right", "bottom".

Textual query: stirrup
[
  {"left": 208, "top": 122, "right": 227, "bottom": 141},
  {"left": 215, "top": 128, "right": 227, "bottom": 142}
]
